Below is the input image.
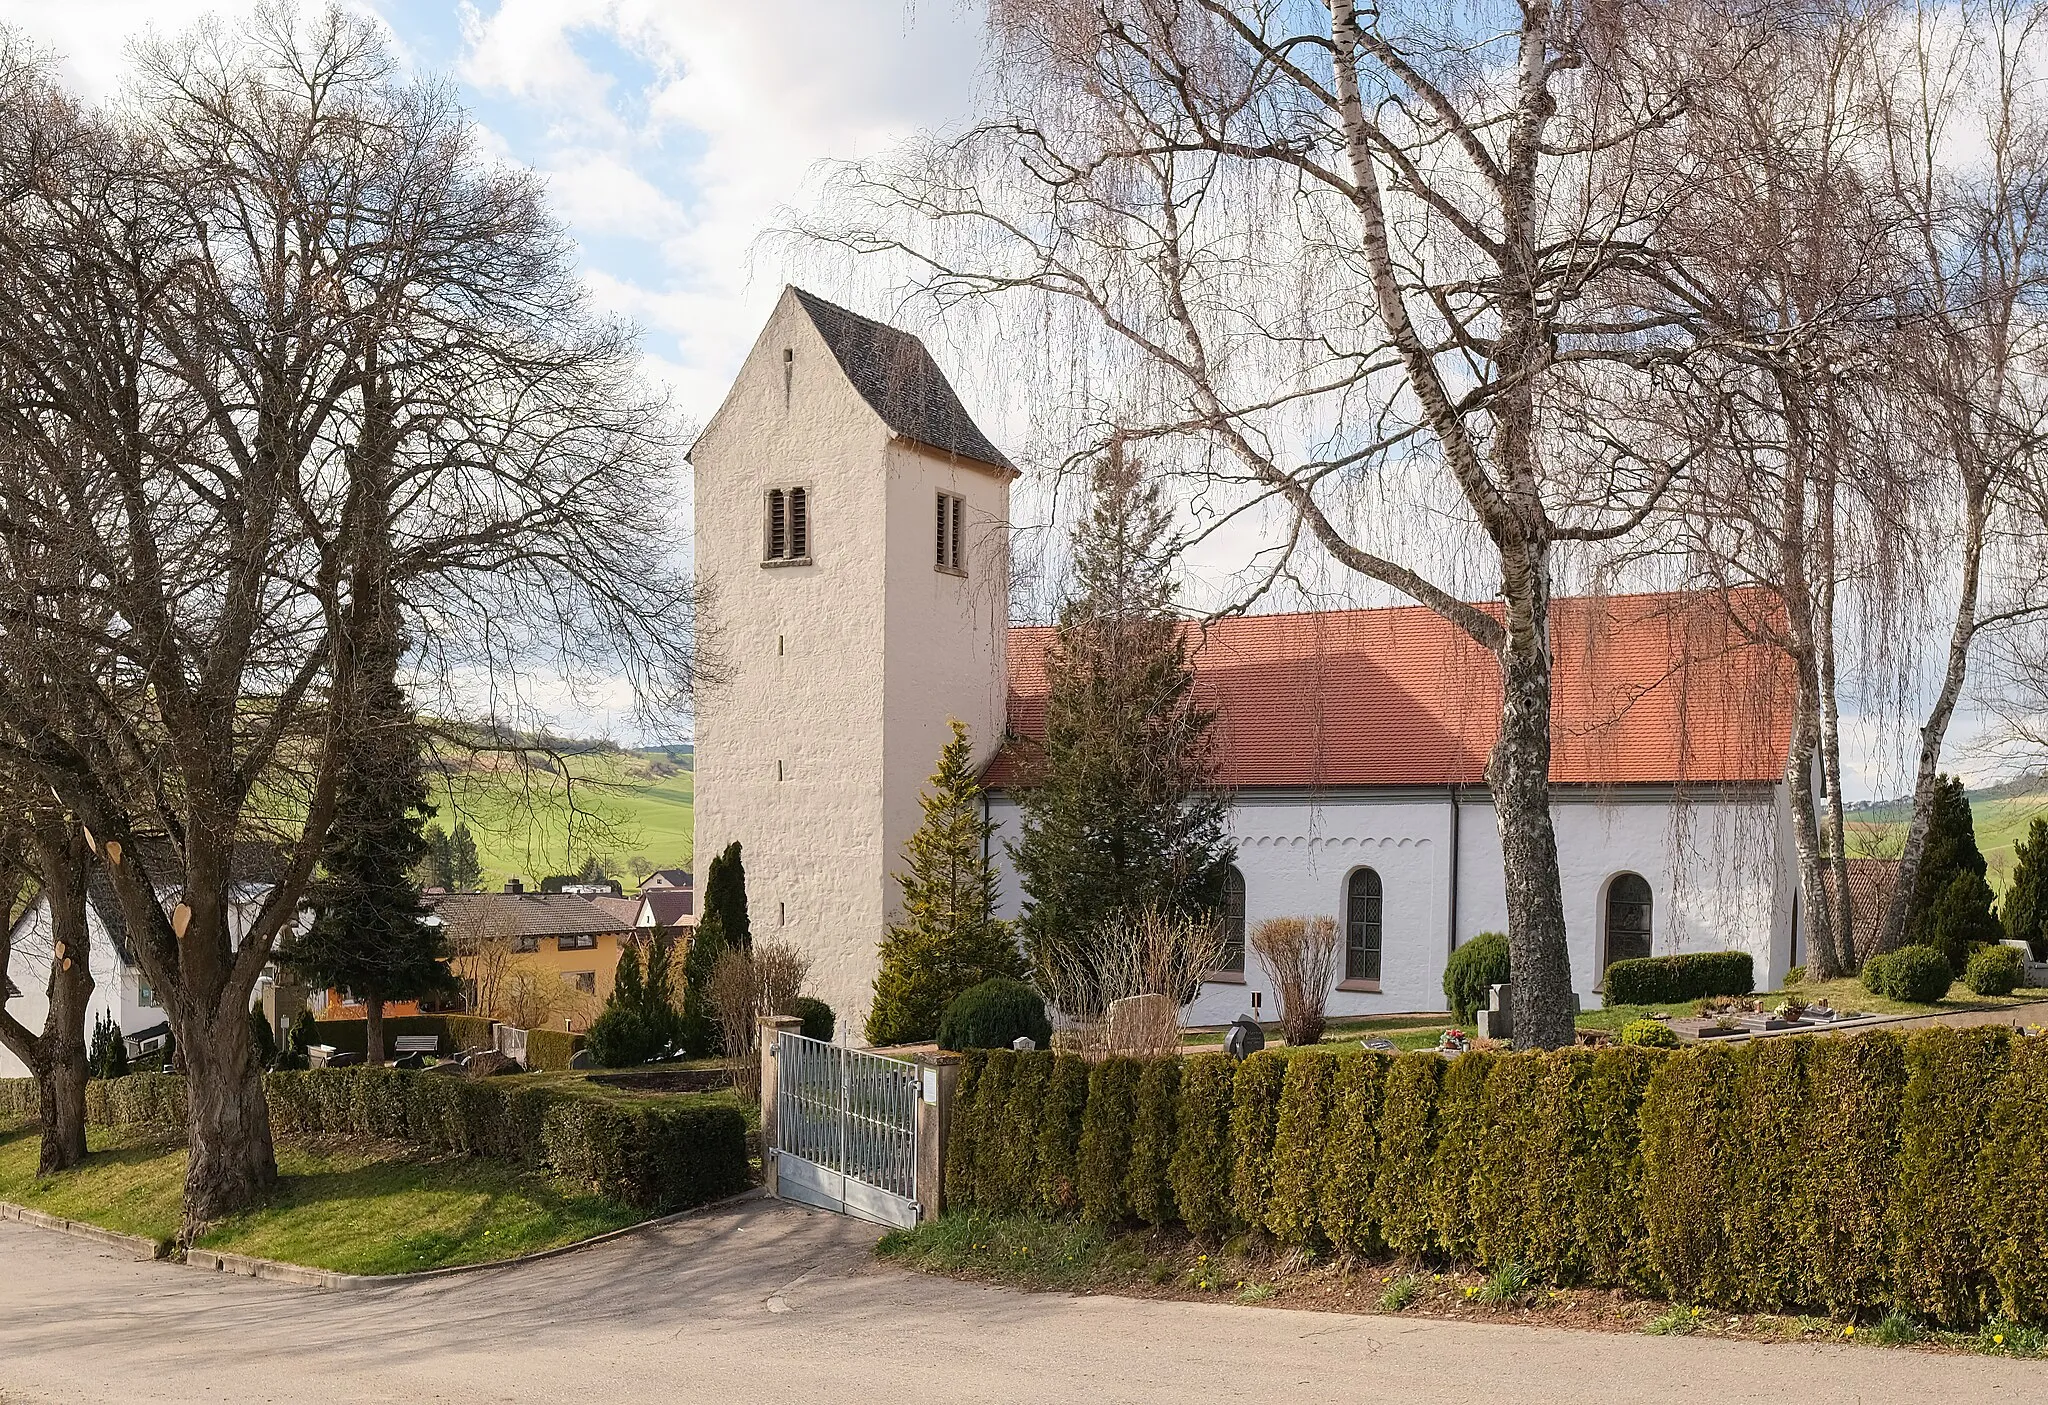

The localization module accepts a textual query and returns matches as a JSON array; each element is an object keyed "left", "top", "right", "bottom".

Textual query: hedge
[
  {"left": 0, "top": 1069, "right": 747, "bottom": 1212},
  {"left": 525, "top": 1029, "right": 586, "bottom": 1071},
  {"left": 309, "top": 1015, "right": 497, "bottom": 1059},
  {"left": 1603, "top": 951, "right": 1754, "bottom": 1006},
  {"left": 940, "top": 1028, "right": 2048, "bottom": 1324}
]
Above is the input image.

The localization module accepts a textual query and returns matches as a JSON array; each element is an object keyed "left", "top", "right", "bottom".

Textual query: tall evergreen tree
[
  {"left": 1011, "top": 450, "right": 1235, "bottom": 972},
  {"left": 421, "top": 824, "right": 453, "bottom": 889},
  {"left": 282, "top": 604, "right": 456, "bottom": 1064},
  {"left": 868, "top": 721, "right": 1026, "bottom": 1045},
  {"left": 448, "top": 823, "right": 482, "bottom": 892},
  {"left": 1904, "top": 774, "right": 1999, "bottom": 972},
  {"left": 682, "top": 842, "right": 749, "bottom": 1055},
  {"left": 2003, "top": 816, "right": 2047, "bottom": 960}
]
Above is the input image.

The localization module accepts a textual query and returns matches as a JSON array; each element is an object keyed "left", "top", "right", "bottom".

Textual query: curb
[
  {"left": 0, "top": 1200, "right": 167, "bottom": 1261},
  {"left": 169, "top": 1185, "right": 770, "bottom": 1292}
]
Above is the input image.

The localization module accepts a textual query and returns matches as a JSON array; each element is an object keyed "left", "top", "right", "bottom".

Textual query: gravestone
[{"left": 1476, "top": 984, "right": 1512, "bottom": 1042}]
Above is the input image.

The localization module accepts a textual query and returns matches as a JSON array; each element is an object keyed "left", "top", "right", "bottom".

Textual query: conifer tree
[
  {"left": 282, "top": 625, "right": 455, "bottom": 1064},
  {"left": 2003, "top": 816, "right": 2047, "bottom": 960},
  {"left": 448, "top": 823, "right": 482, "bottom": 892},
  {"left": 682, "top": 842, "right": 748, "bottom": 1054},
  {"left": 1011, "top": 449, "right": 1234, "bottom": 973},
  {"left": 868, "top": 721, "right": 1025, "bottom": 1045},
  {"left": 1904, "top": 774, "right": 1999, "bottom": 972},
  {"left": 421, "top": 824, "right": 453, "bottom": 889}
]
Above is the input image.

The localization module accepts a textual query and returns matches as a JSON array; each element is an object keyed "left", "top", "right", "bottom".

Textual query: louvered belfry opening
[
  {"left": 766, "top": 487, "right": 787, "bottom": 559},
  {"left": 788, "top": 486, "right": 808, "bottom": 558}
]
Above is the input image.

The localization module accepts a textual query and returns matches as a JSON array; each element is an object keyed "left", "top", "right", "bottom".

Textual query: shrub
[
  {"left": 938, "top": 977, "right": 1051, "bottom": 1052},
  {"left": 1035, "top": 1053, "right": 1091, "bottom": 1213},
  {"left": 524, "top": 1029, "right": 584, "bottom": 1072},
  {"left": 1602, "top": 951, "right": 1754, "bottom": 1006},
  {"left": 1167, "top": 1053, "right": 1236, "bottom": 1239},
  {"left": 1444, "top": 930, "right": 1510, "bottom": 1023},
  {"left": 1640, "top": 1042, "right": 1743, "bottom": 1304},
  {"left": 1869, "top": 945, "right": 1953, "bottom": 1005},
  {"left": 1318, "top": 1051, "right": 1388, "bottom": 1257},
  {"left": 943, "top": 1051, "right": 988, "bottom": 1210},
  {"left": 1228, "top": 1050, "right": 1287, "bottom": 1231},
  {"left": 991, "top": 1052, "right": 1053, "bottom": 1212},
  {"left": 968, "top": 1051, "right": 1019, "bottom": 1208},
  {"left": 1077, "top": 1056, "right": 1142, "bottom": 1224},
  {"left": 791, "top": 996, "right": 836, "bottom": 1043},
  {"left": 1965, "top": 944, "right": 2023, "bottom": 998},
  {"left": 1981, "top": 1034, "right": 2048, "bottom": 1323},
  {"left": 1249, "top": 917, "right": 1338, "bottom": 1045},
  {"left": 1801, "top": 1032, "right": 1904, "bottom": 1314},
  {"left": 88, "top": 1011, "right": 129, "bottom": 1080},
  {"left": 1571, "top": 1047, "right": 1659, "bottom": 1290},
  {"left": 1621, "top": 1019, "right": 1680, "bottom": 1049},
  {"left": 1921, "top": 871, "right": 2003, "bottom": 977},
  {"left": 1125, "top": 1058, "right": 1181, "bottom": 1225},
  {"left": 1372, "top": 1051, "right": 1443, "bottom": 1258},
  {"left": 585, "top": 1006, "right": 662, "bottom": 1069},
  {"left": 1892, "top": 1026, "right": 2009, "bottom": 1325},
  {"left": 1783, "top": 965, "right": 1805, "bottom": 986},
  {"left": 1267, "top": 1050, "right": 1337, "bottom": 1244},
  {"left": 1726, "top": 1037, "right": 1810, "bottom": 1309},
  {"left": 1427, "top": 1050, "right": 1494, "bottom": 1261},
  {"left": 247, "top": 1010, "right": 278, "bottom": 1070},
  {"left": 1860, "top": 951, "right": 1893, "bottom": 995}
]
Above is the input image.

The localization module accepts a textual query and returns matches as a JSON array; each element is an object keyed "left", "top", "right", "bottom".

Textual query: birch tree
[{"left": 804, "top": 0, "right": 1759, "bottom": 1045}]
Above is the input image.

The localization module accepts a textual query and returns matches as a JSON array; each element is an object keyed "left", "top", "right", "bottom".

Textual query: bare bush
[
  {"left": 1033, "top": 906, "right": 1228, "bottom": 1056},
  {"left": 708, "top": 940, "right": 813, "bottom": 1099},
  {"left": 497, "top": 969, "right": 562, "bottom": 1032},
  {"left": 1250, "top": 917, "right": 1339, "bottom": 1046}
]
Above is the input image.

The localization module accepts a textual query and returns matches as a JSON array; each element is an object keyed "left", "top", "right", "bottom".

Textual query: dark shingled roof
[{"left": 790, "top": 287, "right": 1014, "bottom": 473}]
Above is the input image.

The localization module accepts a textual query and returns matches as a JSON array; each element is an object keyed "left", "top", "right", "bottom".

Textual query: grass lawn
[
  {"left": 1577, "top": 976, "right": 2048, "bottom": 1034},
  {"left": 428, "top": 745, "right": 694, "bottom": 890},
  {"left": 878, "top": 1210, "right": 2048, "bottom": 1358},
  {"left": 0, "top": 1123, "right": 646, "bottom": 1274}
]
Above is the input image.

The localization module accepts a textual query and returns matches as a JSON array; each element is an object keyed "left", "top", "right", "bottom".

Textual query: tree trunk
[
  {"left": 36, "top": 1043, "right": 87, "bottom": 1175},
  {"left": 1491, "top": 575, "right": 1577, "bottom": 1051},
  {"left": 177, "top": 1000, "right": 276, "bottom": 1241},
  {"left": 365, "top": 993, "right": 385, "bottom": 1066},
  {"left": 1785, "top": 693, "right": 1846, "bottom": 978},
  {"left": 1879, "top": 479, "right": 1988, "bottom": 955},
  {"left": 0, "top": 824, "right": 95, "bottom": 1174},
  {"left": 1814, "top": 463, "right": 1854, "bottom": 964}
]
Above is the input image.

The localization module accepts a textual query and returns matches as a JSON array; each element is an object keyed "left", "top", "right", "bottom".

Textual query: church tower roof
[{"left": 787, "top": 287, "right": 1014, "bottom": 474}]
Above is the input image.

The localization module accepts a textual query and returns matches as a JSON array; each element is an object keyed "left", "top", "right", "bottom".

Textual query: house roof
[
  {"left": 789, "top": 287, "right": 1015, "bottom": 474},
  {"left": 1845, "top": 857, "right": 1899, "bottom": 957},
  {"left": 637, "top": 868, "right": 692, "bottom": 891},
  {"left": 429, "top": 893, "right": 631, "bottom": 943},
  {"left": 985, "top": 590, "right": 1795, "bottom": 791},
  {"left": 587, "top": 896, "right": 645, "bottom": 928},
  {"left": 638, "top": 890, "right": 695, "bottom": 927}
]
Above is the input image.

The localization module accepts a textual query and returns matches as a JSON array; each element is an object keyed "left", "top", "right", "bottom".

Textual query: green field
[
  {"left": 426, "top": 744, "right": 693, "bottom": 890},
  {"left": 1847, "top": 777, "right": 2048, "bottom": 895}
]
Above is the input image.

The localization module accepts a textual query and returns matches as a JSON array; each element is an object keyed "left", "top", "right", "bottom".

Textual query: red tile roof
[{"left": 986, "top": 590, "right": 1793, "bottom": 790}]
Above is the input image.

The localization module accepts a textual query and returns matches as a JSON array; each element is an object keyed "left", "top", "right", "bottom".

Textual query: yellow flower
[
  {"left": 1843, "top": 1325, "right": 1855, "bottom": 1338},
  {"left": 1691, "top": 1308, "right": 1701, "bottom": 1317},
  {"left": 1465, "top": 1287, "right": 1478, "bottom": 1298},
  {"left": 1995, "top": 1334, "right": 2006, "bottom": 1346}
]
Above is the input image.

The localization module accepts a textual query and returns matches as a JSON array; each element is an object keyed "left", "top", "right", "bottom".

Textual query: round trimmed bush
[
  {"left": 937, "top": 977, "right": 1052, "bottom": 1052},
  {"left": 1964, "top": 944, "right": 2022, "bottom": 998},
  {"left": 1444, "top": 930, "right": 1510, "bottom": 1023},
  {"left": 585, "top": 1006, "right": 660, "bottom": 1068},
  {"left": 791, "top": 996, "right": 836, "bottom": 1043},
  {"left": 1874, "top": 945, "right": 1953, "bottom": 1005},
  {"left": 1620, "top": 1018, "right": 1680, "bottom": 1049}
]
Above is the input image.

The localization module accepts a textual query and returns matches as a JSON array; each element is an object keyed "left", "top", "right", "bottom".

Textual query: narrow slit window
[{"left": 936, "top": 491, "right": 966, "bottom": 571}]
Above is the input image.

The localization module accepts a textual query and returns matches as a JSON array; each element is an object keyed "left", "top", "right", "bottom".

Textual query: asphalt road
[{"left": 4, "top": 1196, "right": 2046, "bottom": 1404}]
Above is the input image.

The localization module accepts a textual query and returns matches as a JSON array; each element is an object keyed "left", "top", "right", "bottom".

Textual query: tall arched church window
[
  {"left": 1605, "top": 873, "right": 1654, "bottom": 971},
  {"left": 1217, "top": 867, "right": 1246, "bottom": 973},
  {"left": 1345, "top": 868, "right": 1382, "bottom": 982}
]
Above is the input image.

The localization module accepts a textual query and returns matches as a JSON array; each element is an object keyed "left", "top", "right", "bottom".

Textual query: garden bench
[{"left": 393, "top": 1035, "right": 440, "bottom": 1058}]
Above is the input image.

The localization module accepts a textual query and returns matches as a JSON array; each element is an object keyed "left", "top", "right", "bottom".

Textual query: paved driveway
[{"left": 4, "top": 1197, "right": 2046, "bottom": 1404}]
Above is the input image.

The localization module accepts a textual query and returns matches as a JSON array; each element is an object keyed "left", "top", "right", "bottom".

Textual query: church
[{"left": 691, "top": 287, "right": 1807, "bottom": 1039}]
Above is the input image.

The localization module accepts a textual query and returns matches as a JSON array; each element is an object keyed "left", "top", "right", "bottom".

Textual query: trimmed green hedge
[
  {"left": 1, "top": 1069, "right": 747, "bottom": 1213},
  {"left": 941, "top": 1029, "right": 2048, "bottom": 1324},
  {"left": 525, "top": 1029, "right": 586, "bottom": 1071},
  {"left": 309, "top": 1015, "right": 497, "bottom": 1059},
  {"left": 1603, "top": 951, "right": 1754, "bottom": 1006}
]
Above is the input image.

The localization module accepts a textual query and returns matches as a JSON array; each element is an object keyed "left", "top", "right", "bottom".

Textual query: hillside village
[{"left": 4, "top": 4, "right": 2048, "bottom": 1401}]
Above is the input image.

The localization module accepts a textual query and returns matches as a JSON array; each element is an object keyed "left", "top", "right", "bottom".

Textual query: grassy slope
[
  {"left": 1848, "top": 787, "right": 2048, "bottom": 895},
  {"left": 428, "top": 746, "right": 694, "bottom": 890},
  {"left": 0, "top": 1125, "right": 643, "bottom": 1273}
]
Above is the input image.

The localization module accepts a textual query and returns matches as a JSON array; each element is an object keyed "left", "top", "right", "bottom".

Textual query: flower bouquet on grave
[{"left": 1437, "top": 1027, "right": 1470, "bottom": 1053}]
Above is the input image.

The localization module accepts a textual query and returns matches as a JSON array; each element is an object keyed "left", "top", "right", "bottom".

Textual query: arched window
[
  {"left": 1217, "top": 867, "right": 1246, "bottom": 973},
  {"left": 1345, "top": 868, "right": 1382, "bottom": 982},
  {"left": 1605, "top": 873, "right": 1653, "bottom": 970}
]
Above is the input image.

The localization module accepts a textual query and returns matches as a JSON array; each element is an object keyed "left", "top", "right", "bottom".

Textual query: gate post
[
  {"left": 758, "top": 1015, "right": 803, "bottom": 1199},
  {"left": 913, "top": 1051, "right": 961, "bottom": 1224}
]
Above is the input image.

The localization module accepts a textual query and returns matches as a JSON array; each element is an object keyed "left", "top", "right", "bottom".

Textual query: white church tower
[{"left": 691, "top": 287, "right": 1016, "bottom": 1038}]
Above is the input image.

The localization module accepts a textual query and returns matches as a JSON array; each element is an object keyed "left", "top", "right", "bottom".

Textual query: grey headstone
[
  {"left": 1010, "top": 1036, "right": 1037, "bottom": 1052},
  {"left": 568, "top": 1048, "right": 595, "bottom": 1070}
]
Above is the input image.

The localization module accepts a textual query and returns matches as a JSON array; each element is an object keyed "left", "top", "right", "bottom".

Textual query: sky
[{"left": 0, "top": 1, "right": 2028, "bottom": 799}]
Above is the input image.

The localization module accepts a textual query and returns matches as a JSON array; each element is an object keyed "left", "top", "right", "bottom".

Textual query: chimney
[{"left": 504, "top": 878, "right": 524, "bottom": 895}]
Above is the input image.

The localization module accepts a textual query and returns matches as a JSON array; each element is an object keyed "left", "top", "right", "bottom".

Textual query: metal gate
[{"left": 771, "top": 1030, "right": 920, "bottom": 1228}]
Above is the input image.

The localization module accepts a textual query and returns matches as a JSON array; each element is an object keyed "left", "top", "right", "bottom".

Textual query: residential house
[
  {"left": 637, "top": 868, "right": 692, "bottom": 895},
  {"left": 431, "top": 892, "right": 635, "bottom": 1030},
  {"left": 635, "top": 889, "right": 694, "bottom": 933}
]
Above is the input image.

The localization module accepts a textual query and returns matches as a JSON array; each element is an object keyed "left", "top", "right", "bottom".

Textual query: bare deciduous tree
[{"left": 1249, "top": 916, "right": 1341, "bottom": 1047}]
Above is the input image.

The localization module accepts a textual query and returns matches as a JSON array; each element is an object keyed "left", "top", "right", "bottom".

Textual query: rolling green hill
[
  {"left": 426, "top": 743, "right": 693, "bottom": 890},
  {"left": 1847, "top": 775, "right": 2048, "bottom": 895}
]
